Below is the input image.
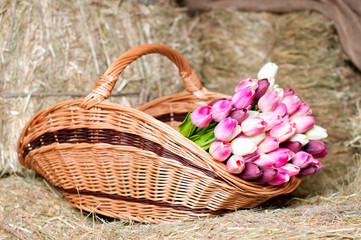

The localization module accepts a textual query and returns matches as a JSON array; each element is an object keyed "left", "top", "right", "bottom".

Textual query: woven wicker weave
[{"left": 17, "top": 44, "right": 301, "bottom": 223}]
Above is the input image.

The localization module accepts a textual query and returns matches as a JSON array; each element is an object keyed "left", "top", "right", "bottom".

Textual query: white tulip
[
  {"left": 229, "top": 125, "right": 242, "bottom": 142},
  {"left": 289, "top": 134, "right": 310, "bottom": 146},
  {"left": 305, "top": 125, "right": 328, "bottom": 140},
  {"left": 246, "top": 132, "right": 266, "bottom": 145},
  {"left": 246, "top": 110, "right": 260, "bottom": 118},
  {"left": 231, "top": 138, "right": 257, "bottom": 156},
  {"left": 257, "top": 62, "right": 279, "bottom": 80}
]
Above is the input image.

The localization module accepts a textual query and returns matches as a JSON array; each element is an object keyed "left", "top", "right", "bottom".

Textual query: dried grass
[{"left": 1, "top": 0, "right": 361, "bottom": 238}]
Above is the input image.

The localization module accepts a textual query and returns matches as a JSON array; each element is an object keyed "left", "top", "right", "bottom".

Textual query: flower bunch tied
[{"left": 178, "top": 62, "right": 328, "bottom": 185}]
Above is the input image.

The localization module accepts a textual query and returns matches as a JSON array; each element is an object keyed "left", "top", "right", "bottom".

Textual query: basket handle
[{"left": 79, "top": 44, "right": 203, "bottom": 109}]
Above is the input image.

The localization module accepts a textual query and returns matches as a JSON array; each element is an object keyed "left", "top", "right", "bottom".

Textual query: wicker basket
[{"left": 17, "top": 44, "right": 301, "bottom": 223}]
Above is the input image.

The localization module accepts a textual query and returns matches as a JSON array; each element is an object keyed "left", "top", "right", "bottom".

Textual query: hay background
[{"left": 0, "top": 0, "right": 360, "bottom": 239}]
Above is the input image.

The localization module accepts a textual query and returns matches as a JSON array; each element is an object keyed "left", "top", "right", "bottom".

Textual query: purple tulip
[
  {"left": 274, "top": 103, "right": 287, "bottom": 117},
  {"left": 280, "top": 163, "right": 300, "bottom": 177},
  {"left": 298, "top": 161, "right": 321, "bottom": 176},
  {"left": 291, "top": 103, "right": 312, "bottom": 118},
  {"left": 258, "top": 91, "right": 280, "bottom": 112},
  {"left": 253, "top": 153, "right": 276, "bottom": 167},
  {"left": 214, "top": 117, "right": 238, "bottom": 142},
  {"left": 241, "top": 117, "right": 267, "bottom": 136},
  {"left": 267, "top": 169, "right": 290, "bottom": 185},
  {"left": 313, "top": 150, "right": 328, "bottom": 158},
  {"left": 291, "top": 151, "right": 314, "bottom": 169},
  {"left": 259, "top": 112, "right": 282, "bottom": 131},
  {"left": 258, "top": 167, "right": 279, "bottom": 183},
  {"left": 211, "top": 99, "right": 233, "bottom": 122},
  {"left": 281, "top": 94, "right": 301, "bottom": 115},
  {"left": 269, "top": 123, "right": 297, "bottom": 143},
  {"left": 283, "top": 87, "right": 295, "bottom": 97},
  {"left": 229, "top": 109, "right": 249, "bottom": 124},
  {"left": 235, "top": 78, "right": 258, "bottom": 92},
  {"left": 227, "top": 155, "right": 246, "bottom": 174},
  {"left": 280, "top": 141, "right": 302, "bottom": 153},
  {"left": 257, "top": 136, "right": 280, "bottom": 154},
  {"left": 243, "top": 149, "right": 261, "bottom": 163},
  {"left": 191, "top": 106, "right": 213, "bottom": 128},
  {"left": 303, "top": 140, "right": 327, "bottom": 155},
  {"left": 240, "top": 163, "right": 263, "bottom": 180},
  {"left": 291, "top": 116, "right": 315, "bottom": 134},
  {"left": 254, "top": 78, "right": 270, "bottom": 100},
  {"left": 268, "top": 148, "right": 295, "bottom": 168},
  {"left": 231, "top": 86, "right": 255, "bottom": 109},
  {"left": 209, "top": 141, "right": 232, "bottom": 162}
]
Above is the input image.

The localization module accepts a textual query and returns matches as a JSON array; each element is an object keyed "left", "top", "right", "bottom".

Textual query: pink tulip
[
  {"left": 246, "top": 132, "right": 266, "bottom": 145},
  {"left": 254, "top": 78, "right": 270, "bottom": 100},
  {"left": 298, "top": 160, "right": 321, "bottom": 176},
  {"left": 313, "top": 150, "right": 328, "bottom": 158},
  {"left": 259, "top": 112, "right": 282, "bottom": 131},
  {"left": 312, "top": 158, "right": 322, "bottom": 169},
  {"left": 240, "top": 163, "right": 263, "bottom": 180},
  {"left": 291, "top": 151, "right": 314, "bottom": 169},
  {"left": 291, "top": 103, "right": 312, "bottom": 118},
  {"left": 280, "top": 141, "right": 302, "bottom": 153},
  {"left": 267, "top": 169, "right": 290, "bottom": 185},
  {"left": 258, "top": 91, "right": 280, "bottom": 112},
  {"left": 211, "top": 99, "right": 233, "bottom": 122},
  {"left": 281, "top": 94, "right": 301, "bottom": 115},
  {"left": 209, "top": 141, "right": 232, "bottom": 162},
  {"left": 303, "top": 140, "right": 327, "bottom": 155},
  {"left": 280, "top": 163, "right": 300, "bottom": 177},
  {"left": 241, "top": 117, "right": 267, "bottom": 136},
  {"left": 208, "top": 98, "right": 227, "bottom": 107},
  {"left": 269, "top": 123, "right": 297, "bottom": 142},
  {"left": 214, "top": 117, "right": 238, "bottom": 142},
  {"left": 191, "top": 106, "right": 213, "bottom": 128},
  {"left": 268, "top": 148, "right": 295, "bottom": 168},
  {"left": 258, "top": 167, "right": 279, "bottom": 183},
  {"left": 291, "top": 116, "right": 315, "bottom": 134},
  {"left": 281, "top": 115, "right": 291, "bottom": 123},
  {"left": 274, "top": 103, "right": 287, "bottom": 117},
  {"left": 257, "top": 136, "right": 280, "bottom": 154},
  {"left": 253, "top": 153, "right": 276, "bottom": 167},
  {"left": 229, "top": 109, "right": 249, "bottom": 124},
  {"left": 231, "top": 87, "right": 255, "bottom": 109},
  {"left": 283, "top": 87, "right": 295, "bottom": 97},
  {"left": 243, "top": 149, "right": 261, "bottom": 163},
  {"left": 235, "top": 78, "right": 258, "bottom": 92},
  {"left": 226, "top": 155, "right": 246, "bottom": 174}
]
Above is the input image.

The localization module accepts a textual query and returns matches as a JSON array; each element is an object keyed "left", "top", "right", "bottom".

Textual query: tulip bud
[
  {"left": 303, "top": 140, "right": 327, "bottom": 155},
  {"left": 291, "top": 116, "right": 315, "bottom": 134},
  {"left": 283, "top": 87, "right": 295, "bottom": 97},
  {"left": 257, "top": 167, "right": 279, "bottom": 183},
  {"left": 312, "top": 158, "right": 322, "bottom": 169},
  {"left": 253, "top": 153, "right": 275, "bottom": 167},
  {"left": 291, "top": 103, "right": 312, "bottom": 118},
  {"left": 274, "top": 103, "right": 287, "bottom": 117},
  {"left": 208, "top": 98, "right": 227, "bottom": 107},
  {"left": 209, "top": 141, "right": 232, "bottom": 162},
  {"left": 267, "top": 169, "right": 290, "bottom": 185},
  {"left": 229, "top": 109, "right": 248, "bottom": 124},
  {"left": 289, "top": 134, "right": 309, "bottom": 146},
  {"left": 246, "top": 132, "right": 266, "bottom": 145},
  {"left": 268, "top": 148, "right": 295, "bottom": 168},
  {"left": 259, "top": 112, "right": 282, "bottom": 131},
  {"left": 241, "top": 117, "right": 267, "bottom": 136},
  {"left": 191, "top": 106, "right": 213, "bottom": 128},
  {"left": 280, "top": 163, "right": 300, "bottom": 177},
  {"left": 269, "top": 123, "right": 297, "bottom": 143},
  {"left": 257, "top": 62, "right": 279, "bottom": 80},
  {"left": 211, "top": 99, "right": 233, "bottom": 122},
  {"left": 231, "top": 87, "right": 255, "bottom": 110},
  {"left": 235, "top": 78, "right": 258, "bottom": 92},
  {"left": 257, "top": 136, "right": 280, "bottom": 154},
  {"left": 313, "top": 150, "right": 328, "bottom": 158},
  {"left": 243, "top": 149, "right": 261, "bottom": 163},
  {"left": 254, "top": 78, "right": 270, "bottom": 100},
  {"left": 226, "top": 155, "right": 246, "bottom": 174},
  {"left": 280, "top": 141, "right": 302, "bottom": 153},
  {"left": 291, "top": 151, "right": 314, "bottom": 168},
  {"left": 240, "top": 163, "right": 263, "bottom": 180},
  {"left": 298, "top": 165, "right": 319, "bottom": 176},
  {"left": 214, "top": 117, "right": 238, "bottom": 142},
  {"left": 305, "top": 125, "right": 328, "bottom": 140},
  {"left": 258, "top": 91, "right": 280, "bottom": 112},
  {"left": 281, "top": 94, "right": 301, "bottom": 115},
  {"left": 231, "top": 138, "right": 257, "bottom": 156}
]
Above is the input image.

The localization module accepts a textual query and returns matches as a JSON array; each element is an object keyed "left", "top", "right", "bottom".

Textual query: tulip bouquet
[{"left": 178, "top": 62, "right": 328, "bottom": 185}]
